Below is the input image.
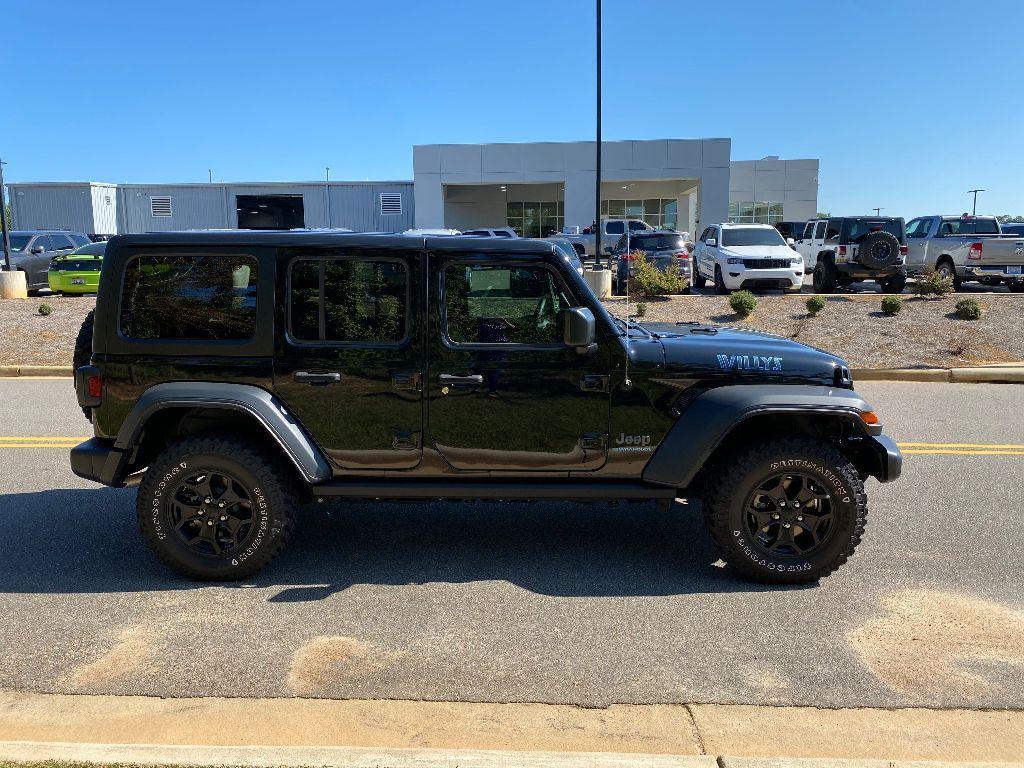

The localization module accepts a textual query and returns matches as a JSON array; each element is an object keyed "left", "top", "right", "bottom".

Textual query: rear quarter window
[{"left": 119, "top": 253, "right": 259, "bottom": 340}]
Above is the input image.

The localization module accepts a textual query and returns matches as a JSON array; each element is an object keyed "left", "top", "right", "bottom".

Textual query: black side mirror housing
[{"left": 562, "top": 306, "right": 596, "bottom": 353}]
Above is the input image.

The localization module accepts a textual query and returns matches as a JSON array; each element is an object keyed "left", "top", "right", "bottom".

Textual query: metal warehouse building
[{"left": 7, "top": 138, "right": 818, "bottom": 236}]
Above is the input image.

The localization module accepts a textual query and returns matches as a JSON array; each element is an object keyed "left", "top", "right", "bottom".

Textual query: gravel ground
[
  {"left": 1, "top": 293, "right": 1022, "bottom": 370},
  {"left": 603, "top": 293, "right": 1024, "bottom": 369}
]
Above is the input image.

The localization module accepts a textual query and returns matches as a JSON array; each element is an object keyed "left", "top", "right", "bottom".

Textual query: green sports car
[{"left": 48, "top": 241, "right": 105, "bottom": 294}]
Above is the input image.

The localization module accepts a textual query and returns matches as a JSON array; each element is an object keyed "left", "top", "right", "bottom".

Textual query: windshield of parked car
[
  {"left": 629, "top": 234, "right": 685, "bottom": 251},
  {"left": 841, "top": 219, "right": 904, "bottom": 242},
  {"left": 8, "top": 235, "right": 31, "bottom": 251},
  {"left": 721, "top": 227, "right": 786, "bottom": 247},
  {"left": 1002, "top": 223, "right": 1024, "bottom": 235},
  {"left": 68, "top": 242, "right": 106, "bottom": 257},
  {"left": 938, "top": 218, "right": 1000, "bottom": 235}
]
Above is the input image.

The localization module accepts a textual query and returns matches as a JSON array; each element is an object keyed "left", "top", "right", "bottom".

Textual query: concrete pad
[
  {"left": 16, "top": 365, "right": 74, "bottom": 377},
  {"left": 852, "top": 368, "right": 952, "bottom": 382},
  {"left": 689, "top": 704, "right": 1024, "bottom": 763},
  {"left": 720, "top": 759, "right": 1021, "bottom": 768},
  {"left": 950, "top": 366, "right": 1024, "bottom": 383},
  {"left": 0, "top": 741, "right": 718, "bottom": 768}
]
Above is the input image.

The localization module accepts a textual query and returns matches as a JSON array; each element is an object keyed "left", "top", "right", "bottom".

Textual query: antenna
[{"left": 623, "top": 224, "right": 632, "bottom": 389}]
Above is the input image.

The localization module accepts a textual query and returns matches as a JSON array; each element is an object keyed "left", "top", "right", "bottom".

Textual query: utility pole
[
  {"left": 325, "top": 167, "right": 332, "bottom": 229},
  {"left": 968, "top": 189, "right": 984, "bottom": 216},
  {"left": 208, "top": 168, "right": 213, "bottom": 184},
  {"left": 872, "top": 207, "right": 883, "bottom": 216},
  {"left": 595, "top": 0, "right": 603, "bottom": 268},
  {"left": 0, "top": 157, "right": 12, "bottom": 272}
]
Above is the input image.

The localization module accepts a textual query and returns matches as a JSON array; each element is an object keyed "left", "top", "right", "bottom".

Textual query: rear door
[
  {"left": 905, "top": 217, "right": 932, "bottom": 270},
  {"left": 426, "top": 249, "right": 610, "bottom": 472},
  {"left": 273, "top": 245, "right": 424, "bottom": 471}
]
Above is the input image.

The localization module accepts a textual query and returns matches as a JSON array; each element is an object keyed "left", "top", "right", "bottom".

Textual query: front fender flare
[
  {"left": 111, "top": 382, "right": 331, "bottom": 485},
  {"left": 642, "top": 384, "right": 886, "bottom": 489}
]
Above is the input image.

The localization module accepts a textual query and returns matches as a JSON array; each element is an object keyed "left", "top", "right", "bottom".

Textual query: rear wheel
[
  {"left": 137, "top": 435, "right": 298, "bottom": 581},
  {"left": 72, "top": 310, "right": 95, "bottom": 420},
  {"left": 691, "top": 257, "right": 707, "bottom": 288},
  {"left": 702, "top": 437, "right": 867, "bottom": 584},
  {"left": 878, "top": 272, "right": 907, "bottom": 294},
  {"left": 936, "top": 258, "right": 961, "bottom": 290}
]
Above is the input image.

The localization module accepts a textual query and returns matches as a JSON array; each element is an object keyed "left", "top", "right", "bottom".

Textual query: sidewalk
[{"left": 0, "top": 689, "right": 1020, "bottom": 766}]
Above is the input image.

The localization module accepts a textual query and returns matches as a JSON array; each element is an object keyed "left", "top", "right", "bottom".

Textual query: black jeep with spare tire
[{"left": 70, "top": 231, "right": 901, "bottom": 583}]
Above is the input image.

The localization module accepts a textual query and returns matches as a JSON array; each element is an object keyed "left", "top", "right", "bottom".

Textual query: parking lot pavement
[{"left": 0, "top": 379, "right": 1021, "bottom": 709}]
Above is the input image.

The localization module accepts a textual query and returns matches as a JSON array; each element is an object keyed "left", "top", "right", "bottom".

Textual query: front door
[
  {"left": 426, "top": 251, "right": 610, "bottom": 471},
  {"left": 274, "top": 246, "right": 424, "bottom": 471}
]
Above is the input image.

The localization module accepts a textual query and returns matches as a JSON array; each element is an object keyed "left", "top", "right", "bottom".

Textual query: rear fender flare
[{"left": 114, "top": 382, "right": 331, "bottom": 484}]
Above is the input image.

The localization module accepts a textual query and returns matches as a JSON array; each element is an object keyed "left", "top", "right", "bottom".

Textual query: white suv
[{"left": 692, "top": 223, "right": 804, "bottom": 294}]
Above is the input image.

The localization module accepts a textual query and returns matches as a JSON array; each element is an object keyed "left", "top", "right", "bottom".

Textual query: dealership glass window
[
  {"left": 289, "top": 257, "right": 407, "bottom": 344},
  {"left": 728, "top": 201, "right": 785, "bottom": 225},
  {"left": 601, "top": 198, "right": 678, "bottom": 229},
  {"left": 506, "top": 201, "right": 563, "bottom": 238},
  {"left": 120, "top": 254, "right": 259, "bottom": 340},
  {"left": 443, "top": 263, "right": 571, "bottom": 346}
]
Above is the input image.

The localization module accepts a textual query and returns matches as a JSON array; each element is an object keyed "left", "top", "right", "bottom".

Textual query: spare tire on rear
[
  {"left": 73, "top": 309, "right": 95, "bottom": 420},
  {"left": 857, "top": 230, "right": 901, "bottom": 270}
]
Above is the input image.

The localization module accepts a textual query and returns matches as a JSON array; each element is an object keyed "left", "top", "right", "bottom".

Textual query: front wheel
[
  {"left": 137, "top": 435, "right": 298, "bottom": 580},
  {"left": 812, "top": 261, "right": 837, "bottom": 293},
  {"left": 713, "top": 265, "right": 729, "bottom": 295},
  {"left": 878, "top": 272, "right": 907, "bottom": 294},
  {"left": 702, "top": 437, "right": 867, "bottom": 584},
  {"left": 691, "top": 258, "right": 707, "bottom": 288}
]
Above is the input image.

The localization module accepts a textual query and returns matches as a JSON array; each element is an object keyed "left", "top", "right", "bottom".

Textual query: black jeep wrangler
[
  {"left": 798, "top": 216, "right": 908, "bottom": 294},
  {"left": 71, "top": 232, "right": 901, "bottom": 583}
]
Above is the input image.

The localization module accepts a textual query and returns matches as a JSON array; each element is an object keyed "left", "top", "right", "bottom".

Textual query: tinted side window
[
  {"left": 69, "top": 234, "right": 91, "bottom": 246},
  {"left": 49, "top": 234, "right": 74, "bottom": 250},
  {"left": 814, "top": 221, "right": 827, "bottom": 239},
  {"left": 801, "top": 222, "right": 815, "bottom": 240},
  {"left": 120, "top": 254, "right": 258, "bottom": 340},
  {"left": 825, "top": 220, "right": 842, "bottom": 240},
  {"left": 444, "top": 263, "right": 571, "bottom": 346},
  {"left": 31, "top": 236, "right": 53, "bottom": 251},
  {"left": 605, "top": 221, "right": 625, "bottom": 235},
  {"left": 289, "top": 257, "right": 407, "bottom": 344}
]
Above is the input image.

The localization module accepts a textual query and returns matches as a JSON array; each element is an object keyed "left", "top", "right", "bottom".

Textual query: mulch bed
[{"left": 2, "top": 293, "right": 1022, "bottom": 370}]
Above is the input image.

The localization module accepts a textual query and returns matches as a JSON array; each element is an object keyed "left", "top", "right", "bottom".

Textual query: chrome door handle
[
  {"left": 294, "top": 371, "right": 342, "bottom": 386},
  {"left": 438, "top": 374, "right": 484, "bottom": 385}
]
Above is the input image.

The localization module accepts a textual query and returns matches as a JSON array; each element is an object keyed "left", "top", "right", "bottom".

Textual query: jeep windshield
[
  {"left": 841, "top": 219, "right": 904, "bottom": 243},
  {"left": 721, "top": 228, "right": 786, "bottom": 247}
]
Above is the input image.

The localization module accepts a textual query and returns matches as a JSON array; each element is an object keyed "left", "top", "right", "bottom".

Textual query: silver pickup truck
[
  {"left": 959, "top": 238, "right": 1024, "bottom": 292},
  {"left": 561, "top": 219, "right": 655, "bottom": 258},
  {"left": 904, "top": 215, "right": 1019, "bottom": 289}
]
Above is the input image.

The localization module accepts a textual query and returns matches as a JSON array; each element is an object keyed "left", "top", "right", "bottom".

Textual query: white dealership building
[{"left": 8, "top": 138, "right": 818, "bottom": 236}]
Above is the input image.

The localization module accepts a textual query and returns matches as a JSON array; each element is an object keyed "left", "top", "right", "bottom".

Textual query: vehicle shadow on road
[{"left": 0, "top": 488, "right": 791, "bottom": 598}]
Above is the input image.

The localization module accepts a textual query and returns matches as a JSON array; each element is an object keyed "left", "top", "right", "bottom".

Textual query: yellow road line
[
  {"left": 898, "top": 441, "right": 1024, "bottom": 449},
  {"left": 901, "top": 449, "right": 1024, "bottom": 456},
  {"left": 0, "top": 436, "right": 91, "bottom": 441}
]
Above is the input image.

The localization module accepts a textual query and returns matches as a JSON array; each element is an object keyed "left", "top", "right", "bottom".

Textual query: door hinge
[
  {"left": 392, "top": 372, "right": 422, "bottom": 391},
  {"left": 580, "top": 374, "right": 610, "bottom": 393}
]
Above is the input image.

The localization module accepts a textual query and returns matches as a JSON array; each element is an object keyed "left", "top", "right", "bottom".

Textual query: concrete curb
[
  {"left": 0, "top": 741, "right": 1018, "bottom": 768},
  {"left": 0, "top": 364, "right": 74, "bottom": 377}
]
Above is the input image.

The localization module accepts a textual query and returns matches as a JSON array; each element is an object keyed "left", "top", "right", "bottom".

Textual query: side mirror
[
  {"left": 706, "top": 238, "right": 717, "bottom": 248},
  {"left": 562, "top": 306, "right": 596, "bottom": 352},
  {"left": 786, "top": 237, "right": 796, "bottom": 246},
  {"left": 31, "top": 245, "right": 46, "bottom": 254}
]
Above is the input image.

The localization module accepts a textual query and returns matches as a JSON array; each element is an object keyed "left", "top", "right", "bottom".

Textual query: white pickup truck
[
  {"left": 561, "top": 219, "right": 655, "bottom": 258},
  {"left": 903, "top": 215, "right": 1018, "bottom": 289}
]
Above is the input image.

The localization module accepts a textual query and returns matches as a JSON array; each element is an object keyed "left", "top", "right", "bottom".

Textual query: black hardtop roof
[{"left": 109, "top": 231, "right": 559, "bottom": 255}]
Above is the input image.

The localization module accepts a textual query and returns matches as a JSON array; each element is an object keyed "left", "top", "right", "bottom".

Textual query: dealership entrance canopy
[{"left": 7, "top": 138, "right": 818, "bottom": 236}]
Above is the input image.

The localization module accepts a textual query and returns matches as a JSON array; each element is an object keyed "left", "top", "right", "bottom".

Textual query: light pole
[
  {"left": 0, "top": 157, "right": 12, "bottom": 272},
  {"left": 872, "top": 207, "right": 883, "bottom": 216},
  {"left": 325, "top": 166, "right": 332, "bottom": 228},
  {"left": 968, "top": 189, "right": 984, "bottom": 216},
  {"left": 595, "top": 0, "right": 603, "bottom": 268}
]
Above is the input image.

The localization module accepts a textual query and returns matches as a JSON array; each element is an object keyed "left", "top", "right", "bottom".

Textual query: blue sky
[{"left": 4, "top": 0, "right": 1023, "bottom": 217}]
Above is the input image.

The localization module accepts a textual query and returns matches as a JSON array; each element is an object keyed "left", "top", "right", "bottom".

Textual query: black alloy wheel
[
  {"left": 744, "top": 472, "right": 835, "bottom": 559},
  {"left": 169, "top": 470, "right": 256, "bottom": 557}
]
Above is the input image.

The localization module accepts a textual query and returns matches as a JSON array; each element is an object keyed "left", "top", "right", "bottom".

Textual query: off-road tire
[
  {"left": 702, "top": 437, "right": 867, "bottom": 584},
  {"left": 691, "top": 257, "right": 707, "bottom": 288},
  {"left": 137, "top": 435, "right": 298, "bottom": 581},
  {"left": 878, "top": 272, "right": 907, "bottom": 294},
  {"left": 857, "top": 230, "right": 902, "bottom": 270},
  {"left": 714, "top": 265, "right": 728, "bottom": 295},
  {"left": 72, "top": 310, "right": 95, "bottom": 419},
  {"left": 936, "top": 258, "right": 961, "bottom": 291},
  {"left": 812, "top": 259, "right": 837, "bottom": 293}
]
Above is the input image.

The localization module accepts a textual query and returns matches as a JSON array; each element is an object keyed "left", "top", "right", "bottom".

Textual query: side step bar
[{"left": 312, "top": 479, "right": 677, "bottom": 501}]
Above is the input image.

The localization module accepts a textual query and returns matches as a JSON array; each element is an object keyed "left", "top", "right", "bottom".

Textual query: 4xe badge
[{"left": 717, "top": 354, "right": 783, "bottom": 372}]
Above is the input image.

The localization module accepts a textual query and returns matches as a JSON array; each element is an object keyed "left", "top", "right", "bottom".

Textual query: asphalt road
[{"left": 0, "top": 378, "right": 1021, "bottom": 710}]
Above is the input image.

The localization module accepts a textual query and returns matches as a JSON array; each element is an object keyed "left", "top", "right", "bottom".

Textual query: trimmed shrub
[
  {"left": 913, "top": 266, "right": 954, "bottom": 297},
  {"left": 729, "top": 290, "right": 757, "bottom": 318},
  {"left": 954, "top": 297, "right": 981, "bottom": 320},
  {"left": 38, "top": 303, "right": 53, "bottom": 316},
  {"left": 881, "top": 295, "right": 902, "bottom": 316},
  {"left": 635, "top": 301, "right": 647, "bottom": 318},
  {"left": 806, "top": 296, "right": 826, "bottom": 316},
  {"left": 630, "top": 250, "right": 689, "bottom": 297}
]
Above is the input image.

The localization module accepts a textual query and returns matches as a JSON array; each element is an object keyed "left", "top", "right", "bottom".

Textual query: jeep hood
[{"left": 639, "top": 322, "right": 847, "bottom": 385}]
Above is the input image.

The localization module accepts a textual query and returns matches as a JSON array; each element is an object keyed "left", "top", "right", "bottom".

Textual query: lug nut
[
  {"left": 207, "top": 520, "right": 214, "bottom": 526},
  {"left": 797, "top": 515, "right": 804, "bottom": 522},
  {"left": 218, "top": 501, "right": 226, "bottom": 508},
  {"left": 793, "top": 501, "right": 801, "bottom": 508},
  {"left": 204, "top": 497, "right": 212, "bottom": 504},
  {"left": 783, "top": 522, "right": 792, "bottom": 529},
  {"left": 779, "top": 500, "right": 787, "bottom": 507},
  {"left": 772, "top": 513, "right": 781, "bottom": 520},
  {"left": 197, "top": 509, "right": 204, "bottom": 516},
  {"left": 220, "top": 515, "right": 227, "bottom": 522}
]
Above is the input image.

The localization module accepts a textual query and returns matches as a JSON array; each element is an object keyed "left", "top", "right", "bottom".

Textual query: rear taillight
[
  {"left": 621, "top": 253, "right": 636, "bottom": 262},
  {"left": 899, "top": 245, "right": 908, "bottom": 256},
  {"left": 674, "top": 250, "right": 688, "bottom": 259},
  {"left": 968, "top": 242, "right": 983, "bottom": 260},
  {"left": 87, "top": 374, "right": 103, "bottom": 399},
  {"left": 838, "top": 245, "right": 847, "bottom": 256}
]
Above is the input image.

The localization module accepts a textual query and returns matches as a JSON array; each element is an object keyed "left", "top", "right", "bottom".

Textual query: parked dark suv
[
  {"left": 71, "top": 231, "right": 900, "bottom": 583},
  {"left": 4, "top": 229, "right": 90, "bottom": 290}
]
